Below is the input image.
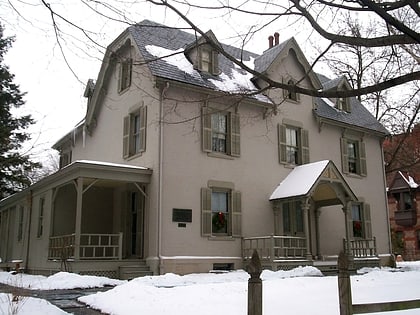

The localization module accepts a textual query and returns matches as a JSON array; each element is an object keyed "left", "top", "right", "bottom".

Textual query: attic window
[
  {"left": 283, "top": 78, "right": 300, "bottom": 102},
  {"left": 198, "top": 47, "right": 219, "bottom": 75},
  {"left": 119, "top": 58, "right": 132, "bottom": 92},
  {"left": 337, "top": 97, "right": 350, "bottom": 112}
]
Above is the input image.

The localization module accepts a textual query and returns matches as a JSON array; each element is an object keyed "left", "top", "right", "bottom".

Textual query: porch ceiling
[{"left": 269, "top": 160, "right": 357, "bottom": 204}]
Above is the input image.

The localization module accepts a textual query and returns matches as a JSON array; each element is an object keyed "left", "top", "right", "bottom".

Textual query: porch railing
[
  {"left": 343, "top": 237, "right": 377, "bottom": 258},
  {"left": 48, "top": 233, "right": 123, "bottom": 260},
  {"left": 242, "top": 235, "right": 307, "bottom": 262}
]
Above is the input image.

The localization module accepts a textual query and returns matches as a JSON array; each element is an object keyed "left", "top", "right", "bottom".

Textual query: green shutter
[
  {"left": 341, "top": 138, "right": 349, "bottom": 174},
  {"left": 359, "top": 141, "right": 367, "bottom": 176},
  {"left": 363, "top": 203, "right": 372, "bottom": 239},
  {"left": 231, "top": 190, "right": 242, "bottom": 237},
  {"left": 230, "top": 112, "right": 241, "bottom": 157},
  {"left": 202, "top": 106, "right": 212, "bottom": 152},
  {"left": 139, "top": 106, "right": 147, "bottom": 153},
  {"left": 123, "top": 115, "right": 130, "bottom": 158},
  {"left": 278, "top": 124, "right": 287, "bottom": 164},
  {"left": 301, "top": 129, "right": 309, "bottom": 164},
  {"left": 201, "top": 188, "right": 212, "bottom": 237}
]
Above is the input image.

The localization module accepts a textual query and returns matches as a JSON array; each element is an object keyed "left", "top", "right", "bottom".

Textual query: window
[
  {"left": 341, "top": 138, "right": 367, "bottom": 176},
  {"left": 118, "top": 58, "right": 132, "bottom": 92},
  {"left": 17, "top": 206, "right": 24, "bottom": 241},
  {"left": 123, "top": 106, "right": 147, "bottom": 158},
  {"left": 282, "top": 201, "right": 304, "bottom": 235},
  {"left": 59, "top": 151, "right": 72, "bottom": 169},
  {"left": 349, "top": 203, "right": 371, "bottom": 239},
  {"left": 201, "top": 186, "right": 241, "bottom": 237},
  {"left": 417, "top": 230, "right": 420, "bottom": 250},
  {"left": 394, "top": 191, "right": 413, "bottom": 211},
  {"left": 202, "top": 107, "right": 240, "bottom": 157},
  {"left": 337, "top": 97, "right": 350, "bottom": 112},
  {"left": 37, "top": 197, "right": 45, "bottom": 238},
  {"left": 198, "top": 47, "right": 219, "bottom": 75},
  {"left": 283, "top": 78, "right": 300, "bottom": 102},
  {"left": 278, "top": 124, "right": 309, "bottom": 165}
]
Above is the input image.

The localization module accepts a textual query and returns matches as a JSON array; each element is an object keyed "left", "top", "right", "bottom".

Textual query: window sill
[
  {"left": 125, "top": 152, "right": 144, "bottom": 161},
  {"left": 207, "top": 236, "right": 236, "bottom": 241},
  {"left": 345, "top": 172, "right": 364, "bottom": 179},
  {"left": 207, "top": 152, "right": 235, "bottom": 160}
]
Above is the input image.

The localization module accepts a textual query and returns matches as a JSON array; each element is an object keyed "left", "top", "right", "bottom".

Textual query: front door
[{"left": 125, "top": 191, "right": 144, "bottom": 258}]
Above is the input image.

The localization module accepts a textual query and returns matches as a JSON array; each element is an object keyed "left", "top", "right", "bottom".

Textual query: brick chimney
[
  {"left": 268, "top": 35, "right": 274, "bottom": 48},
  {"left": 274, "top": 32, "right": 279, "bottom": 46}
]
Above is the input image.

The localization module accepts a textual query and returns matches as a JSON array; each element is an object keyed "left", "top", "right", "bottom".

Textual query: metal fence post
[{"left": 247, "top": 250, "right": 262, "bottom": 315}]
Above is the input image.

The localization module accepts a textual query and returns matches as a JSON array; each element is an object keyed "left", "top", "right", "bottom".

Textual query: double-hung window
[
  {"left": 278, "top": 123, "right": 309, "bottom": 165},
  {"left": 349, "top": 203, "right": 371, "bottom": 239},
  {"left": 17, "top": 205, "right": 24, "bottom": 241},
  {"left": 283, "top": 78, "right": 300, "bottom": 102},
  {"left": 197, "top": 47, "right": 219, "bottom": 75},
  {"left": 118, "top": 58, "right": 132, "bottom": 92},
  {"left": 37, "top": 197, "right": 45, "bottom": 238},
  {"left": 201, "top": 185, "right": 241, "bottom": 237},
  {"left": 123, "top": 106, "right": 147, "bottom": 158},
  {"left": 393, "top": 191, "right": 413, "bottom": 211},
  {"left": 202, "top": 106, "right": 240, "bottom": 157},
  {"left": 341, "top": 138, "right": 367, "bottom": 176}
]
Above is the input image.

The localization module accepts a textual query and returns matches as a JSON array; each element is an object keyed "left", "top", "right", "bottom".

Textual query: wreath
[{"left": 212, "top": 212, "right": 226, "bottom": 230}]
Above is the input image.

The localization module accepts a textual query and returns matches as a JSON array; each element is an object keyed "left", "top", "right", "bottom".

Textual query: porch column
[
  {"left": 315, "top": 208, "right": 321, "bottom": 259},
  {"left": 302, "top": 201, "right": 312, "bottom": 260},
  {"left": 74, "top": 177, "right": 84, "bottom": 260},
  {"left": 343, "top": 201, "right": 351, "bottom": 257}
]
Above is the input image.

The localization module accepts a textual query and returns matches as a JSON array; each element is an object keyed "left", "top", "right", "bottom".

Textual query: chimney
[
  {"left": 268, "top": 35, "right": 274, "bottom": 48},
  {"left": 274, "top": 32, "right": 279, "bottom": 46}
]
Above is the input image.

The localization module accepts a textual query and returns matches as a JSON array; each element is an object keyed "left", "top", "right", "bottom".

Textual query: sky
[
  {"left": 1, "top": 261, "right": 420, "bottom": 314},
  {"left": 1, "top": 1, "right": 327, "bottom": 166}
]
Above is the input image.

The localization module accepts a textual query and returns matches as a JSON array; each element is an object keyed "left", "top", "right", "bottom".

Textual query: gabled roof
[
  {"left": 269, "top": 160, "right": 357, "bottom": 205},
  {"left": 389, "top": 171, "right": 419, "bottom": 191},
  {"left": 314, "top": 75, "right": 389, "bottom": 136}
]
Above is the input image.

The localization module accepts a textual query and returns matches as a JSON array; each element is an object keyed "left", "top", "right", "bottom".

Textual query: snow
[
  {"left": 270, "top": 160, "right": 329, "bottom": 200},
  {"left": 399, "top": 171, "right": 419, "bottom": 189},
  {"left": 1, "top": 262, "right": 420, "bottom": 315}
]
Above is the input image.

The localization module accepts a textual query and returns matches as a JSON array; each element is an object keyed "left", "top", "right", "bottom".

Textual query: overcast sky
[{"left": 1, "top": 1, "right": 325, "bottom": 164}]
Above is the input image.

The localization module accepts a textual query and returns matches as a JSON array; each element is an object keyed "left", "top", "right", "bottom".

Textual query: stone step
[{"left": 119, "top": 263, "right": 153, "bottom": 280}]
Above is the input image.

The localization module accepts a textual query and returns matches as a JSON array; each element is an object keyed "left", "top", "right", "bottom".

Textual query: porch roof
[{"left": 269, "top": 160, "right": 357, "bottom": 204}]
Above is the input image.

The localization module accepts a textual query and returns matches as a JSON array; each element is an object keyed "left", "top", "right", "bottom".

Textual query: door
[
  {"left": 124, "top": 191, "right": 144, "bottom": 258},
  {"left": 282, "top": 201, "right": 305, "bottom": 237}
]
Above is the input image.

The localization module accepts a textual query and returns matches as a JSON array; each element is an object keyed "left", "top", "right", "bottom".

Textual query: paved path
[{"left": 0, "top": 282, "right": 112, "bottom": 314}]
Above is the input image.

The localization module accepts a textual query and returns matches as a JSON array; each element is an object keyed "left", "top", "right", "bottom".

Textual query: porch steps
[
  {"left": 119, "top": 261, "right": 153, "bottom": 280},
  {"left": 313, "top": 261, "right": 339, "bottom": 276}
]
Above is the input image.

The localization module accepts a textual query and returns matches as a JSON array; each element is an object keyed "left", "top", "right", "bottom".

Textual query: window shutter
[
  {"left": 201, "top": 188, "right": 212, "bottom": 237},
  {"left": 123, "top": 115, "right": 130, "bottom": 158},
  {"left": 278, "top": 124, "right": 287, "bottom": 164},
  {"left": 282, "top": 77, "right": 288, "bottom": 99},
  {"left": 363, "top": 203, "right": 372, "bottom": 239},
  {"left": 211, "top": 51, "right": 219, "bottom": 75},
  {"left": 139, "top": 106, "right": 147, "bottom": 153},
  {"left": 301, "top": 129, "right": 310, "bottom": 164},
  {"left": 118, "top": 62, "right": 123, "bottom": 92},
  {"left": 127, "top": 58, "right": 133, "bottom": 88},
  {"left": 202, "top": 106, "right": 212, "bottom": 152},
  {"left": 197, "top": 47, "right": 203, "bottom": 70},
  {"left": 231, "top": 190, "right": 242, "bottom": 237},
  {"left": 359, "top": 141, "right": 367, "bottom": 176},
  {"left": 230, "top": 112, "right": 241, "bottom": 157},
  {"left": 346, "top": 205, "right": 354, "bottom": 238},
  {"left": 341, "top": 138, "right": 349, "bottom": 174}
]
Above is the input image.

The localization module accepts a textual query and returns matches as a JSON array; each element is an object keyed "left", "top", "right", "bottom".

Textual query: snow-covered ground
[{"left": 1, "top": 261, "right": 420, "bottom": 315}]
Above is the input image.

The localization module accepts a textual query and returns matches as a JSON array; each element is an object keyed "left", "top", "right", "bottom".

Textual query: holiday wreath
[{"left": 213, "top": 212, "right": 226, "bottom": 230}]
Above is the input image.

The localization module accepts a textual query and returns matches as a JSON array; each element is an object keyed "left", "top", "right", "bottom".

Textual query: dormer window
[
  {"left": 337, "top": 97, "right": 350, "bottom": 112},
  {"left": 198, "top": 47, "right": 219, "bottom": 75}
]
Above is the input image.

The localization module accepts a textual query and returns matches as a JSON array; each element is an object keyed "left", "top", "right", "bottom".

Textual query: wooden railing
[
  {"left": 49, "top": 233, "right": 123, "bottom": 260},
  {"left": 242, "top": 235, "right": 307, "bottom": 262},
  {"left": 343, "top": 237, "right": 377, "bottom": 258}
]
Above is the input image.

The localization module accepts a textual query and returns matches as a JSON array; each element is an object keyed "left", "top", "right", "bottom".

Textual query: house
[
  {"left": 385, "top": 125, "right": 420, "bottom": 260},
  {"left": 0, "top": 20, "right": 391, "bottom": 278}
]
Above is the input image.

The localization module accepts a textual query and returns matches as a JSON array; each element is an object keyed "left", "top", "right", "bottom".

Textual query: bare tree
[{"left": 1, "top": 0, "right": 418, "bottom": 99}]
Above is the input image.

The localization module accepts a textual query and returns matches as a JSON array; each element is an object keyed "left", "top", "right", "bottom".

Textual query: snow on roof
[
  {"left": 399, "top": 171, "right": 419, "bottom": 189},
  {"left": 269, "top": 160, "right": 330, "bottom": 200},
  {"left": 74, "top": 160, "right": 149, "bottom": 170}
]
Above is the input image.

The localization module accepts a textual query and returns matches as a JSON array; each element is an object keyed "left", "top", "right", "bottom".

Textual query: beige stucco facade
[{"left": 0, "top": 21, "right": 392, "bottom": 277}]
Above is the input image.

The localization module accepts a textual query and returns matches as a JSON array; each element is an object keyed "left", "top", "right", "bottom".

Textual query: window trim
[
  {"left": 278, "top": 123, "right": 309, "bottom": 166},
  {"left": 348, "top": 202, "right": 371, "bottom": 239},
  {"left": 341, "top": 137, "right": 367, "bottom": 176},
  {"left": 118, "top": 58, "right": 132, "bottom": 93},
  {"left": 197, "top": 46, "right": 219, "bottom": 75},
  {"left": 201, "top": 185, "right": 241, "bottom": 238},
  {"left": 37, "top": 197, "right": 45, "bottom": 238},
  {"left": 202, "top": 106, "right": 240, "bottom": 157},
  {"left": 123, "top": 105, "right": 147, "bottom": 159}
]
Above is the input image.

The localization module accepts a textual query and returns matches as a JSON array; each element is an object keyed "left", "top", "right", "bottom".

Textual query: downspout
[
  {"left": 380, "top": 139, "right": 393, "bottom": 258},
  {"left": 24, "top": 190, "right": 33, "bottom": 271},
  {"left": 158, "top": 81, "right": 170, "bottom": 274}
]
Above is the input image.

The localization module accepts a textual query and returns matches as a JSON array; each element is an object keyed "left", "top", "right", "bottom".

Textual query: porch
[{"left": 242, "top": 235, "right": 379, "bottom": 273}]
